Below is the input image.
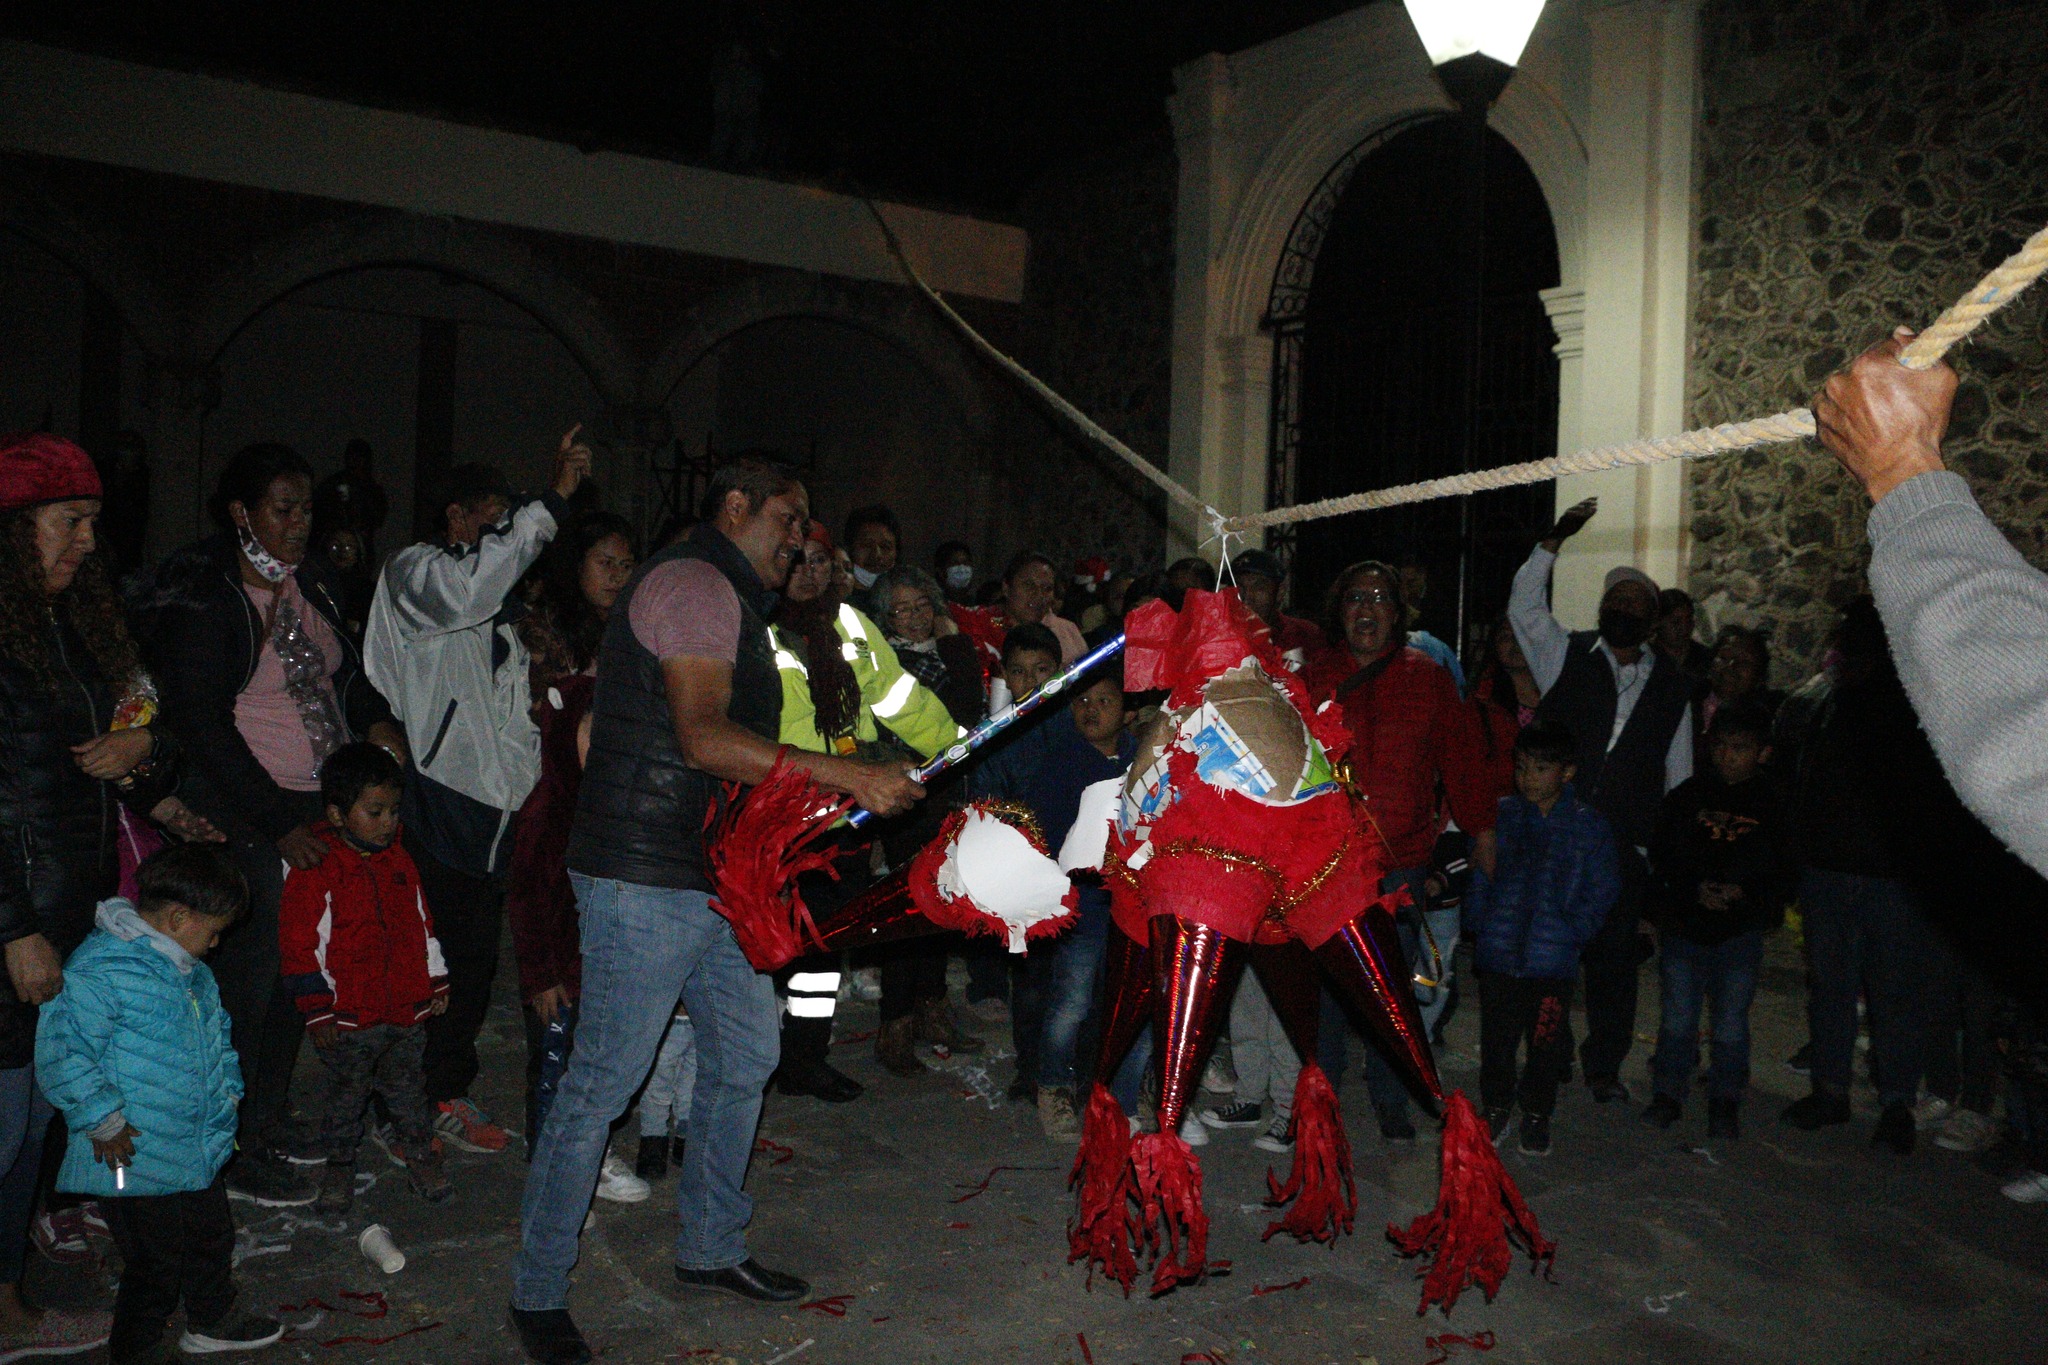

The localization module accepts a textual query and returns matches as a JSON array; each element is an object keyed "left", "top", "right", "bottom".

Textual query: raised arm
[{"left": 1819, "top": 330, "right": 2048, "bottom": 876}]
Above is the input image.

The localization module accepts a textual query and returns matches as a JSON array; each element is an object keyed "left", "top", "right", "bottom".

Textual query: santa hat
[{"left": 0, "top": 434, "right": 102, "bottom": 512}]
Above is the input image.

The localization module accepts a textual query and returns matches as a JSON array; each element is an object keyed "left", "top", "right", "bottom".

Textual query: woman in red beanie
[{"left": 0, "top": 433, "right": 187, "bottom": 1360}]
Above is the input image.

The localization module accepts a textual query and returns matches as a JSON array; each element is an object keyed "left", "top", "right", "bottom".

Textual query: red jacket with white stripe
[{"left": 280, "top": 826, "right": 449, "bottom": 1030}]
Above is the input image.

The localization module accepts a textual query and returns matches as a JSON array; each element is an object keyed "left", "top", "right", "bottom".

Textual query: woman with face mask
[
  {"left": 933, "top": 541, "right": 976, "bottom": 605},
  {"left": 134, "top": 442, "right": 408, "bottom": 1206}
]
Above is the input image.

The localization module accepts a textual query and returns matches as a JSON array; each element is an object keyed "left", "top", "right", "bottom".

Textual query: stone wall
[
  {"left": 1005, "top": 132, "right": 1177, "bottom": 578},
  {"left": 1686, "top": 0, "right": 2048, "bottom": 678}
]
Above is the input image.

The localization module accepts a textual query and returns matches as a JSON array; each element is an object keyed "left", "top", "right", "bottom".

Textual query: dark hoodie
[{"left": 1648, "top": 770, "right": 1795, "bottom": 944}]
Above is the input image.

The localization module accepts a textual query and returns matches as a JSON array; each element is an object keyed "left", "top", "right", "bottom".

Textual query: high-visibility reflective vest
[{"left": 771, "top": 603, "right": 967, "bottom": 760}]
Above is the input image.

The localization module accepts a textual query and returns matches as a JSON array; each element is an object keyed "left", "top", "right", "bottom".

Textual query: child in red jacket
[{"left": 280, "top": 743, "right": 451, "bottom": 1213}]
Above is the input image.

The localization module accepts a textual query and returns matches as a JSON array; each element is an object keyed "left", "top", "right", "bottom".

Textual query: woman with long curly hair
[
  {"left": 0, "top": 434, "right": 188, "bottom": 1360},
  {"left": 131, "top": 442, "right": 407, "bottom": 1207}
]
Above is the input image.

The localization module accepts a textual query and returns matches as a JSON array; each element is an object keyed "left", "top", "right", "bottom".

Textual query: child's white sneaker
[
  {"left": 2000, "top": 1170, "right": 2048, "bottom": 1204},
  {"left": 1177, "top": 1113, "right": 1210, "bottom": 1147},
  {"left": 596, "top": 1152, "right": 651, "bottom": 1204}
]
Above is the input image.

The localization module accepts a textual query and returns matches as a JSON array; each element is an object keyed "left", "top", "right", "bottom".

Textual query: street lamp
[{"left": 1402, "top": 0, "right": 1546, "bottom": 661}]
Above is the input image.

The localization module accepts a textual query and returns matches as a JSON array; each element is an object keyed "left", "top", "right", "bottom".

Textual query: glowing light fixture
[{"left": 1402, "top": 0, "right": 1547, "bottom": 71}]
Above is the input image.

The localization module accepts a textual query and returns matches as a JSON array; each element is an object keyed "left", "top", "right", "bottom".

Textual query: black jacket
[
  {"left": 1648, "top": 772, "right": 1795, "bottom": 944},
  {"left": 570, "top": 527, "right": 782, "bottom": 893},
  {"left": 1534, "top": 631, "right": 1693, "bottom": 849},
  {"left": 0, "top": 604, "right": 179, "bottom": 1067},
  {"left": 130, "top": 534, "right": 394, "bottom": 842}
]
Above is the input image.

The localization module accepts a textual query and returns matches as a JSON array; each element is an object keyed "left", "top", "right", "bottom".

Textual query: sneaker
[
  {"left": 1252, "top": 1115, "right": 1295, "bottom": 1154},
  {"left": 0, "top": 1307, "right": 111, "bottom": 1360},
  {"left": 1482, "top": 1107, "right": 1512, "bottom": 1146},
  {"left": 402, "top": 1142, "right": 455, "bottom": 1204},
  {"left": 1779, "top": 1090, "right": 1851, "bottom": 1130},
  {"left": 635, "top": 1134, "right": 670, "bottom": 1181},
  {"left": 225, "top": 1151, "right": 316, "bottom": 1207},
  {"left": 1910, "top": 1094, "right": 1954, "bottom": 1131},
  {"left": 435, "top": 1097, "right": 511, "bottom": 1153},
  {"left": 596, "top": 1153, "right": 650, "bottom": 1204},
  {"left": 843, "top": 966, "right": 883, "bottom": 1002},
  {"left": 369, "top": 1121, "right": 442, "bottom": 1168},
  {"left": 1038, "top": 1087, "right": 1081, "bottom": 1142},
  {"left": 1785, "top": 1043, "right": 1812, "bottom": 1075},
  {"left": 1934, "top": 1107, "right": 2000, "bottom": 1154},
  {"left": 1518, "top": 1112, "right": 1552, "bottom": 1157},
  {"left": 1200, "top": 1054, "right": 1237, "bottom": 1095},
  {"left": 1872, "top": 1101, "right": 1915, "bottom": 1155},
  {"left": 509, "top": 1305, "right": 593, "bottom": 1365},
  {"left": 1198, "top": 1100, "right": 1263, "bottom": 1130},
  {"left": 178, "top": 1310, "right": 284, "bottom": 1354},
  {"left": 269, "top": 1118, "right": 328, "bottom": 1166},
  {"left": 1706, "top": 1097, "right": 1741, "bottom": 1142},
  {"left": 1642, "top": 1094, "right": 1683, "bottom": 1129},
  {"left": 315, "top": 1162, "right": 356, "bottom": 1216},
  {"left": 2001, "top": 1170, "right": 2048, "bottom": 1204},
  {"left": 1378, "top": 1113, "right": 1418, "bottom": 1144},
  {"left": 1177, "top": 1113, "right": 1210, "bottom": 1147},
  {"left": 31, "top": 1206, "right": 94, "bottom": 1265}
]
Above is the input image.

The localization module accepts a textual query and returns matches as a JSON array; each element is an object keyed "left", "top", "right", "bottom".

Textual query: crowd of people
[{"left": 0, "top": 332, "right": 2044, "bottom": 1364}]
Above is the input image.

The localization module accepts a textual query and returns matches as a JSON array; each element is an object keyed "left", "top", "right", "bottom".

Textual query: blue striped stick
[{"left": 844, "top": 632, "right": 1127, "bottom": 828}]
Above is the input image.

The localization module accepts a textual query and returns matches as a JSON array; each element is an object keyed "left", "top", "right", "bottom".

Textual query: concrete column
[
  {"left": 1213, "top": 332, "right": 1273, "bottom": 544},
  {"left": 1166, "top": 53, "right": 1236, "bottom": 556},
  {"left": 1552, "top": 0, "right": 1699, "bottom": 624},
  {"left": 1540, "top": 285, "right": 1586, "bottom": 462}
]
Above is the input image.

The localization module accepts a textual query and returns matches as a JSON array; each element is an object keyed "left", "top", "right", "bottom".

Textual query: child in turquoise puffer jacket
[{"left": 35, "top": 845, "right": 284, "bottom": 1363}]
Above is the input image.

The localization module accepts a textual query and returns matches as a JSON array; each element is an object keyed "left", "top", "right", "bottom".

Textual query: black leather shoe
[
  {"left": 509, "top": 1306, "right": 593, "bottom": 1365},
  {"left": 1641, "top": 1094, "right": 1683, "bottom": 1129},
  {"left": 675, "top": 1258, "right": 811, "bottom": 1303},
  {"left": 1588, "top": 1078, "right": 1632, "bottom": 1105},
  {"left": 775, "top": 1060, "right": 864, "bottom": 1103},
  {"left": 1872, "top": 1101, "right": 1915, "bottom": 1155},
  {"left": 1780, "top": 1090, "right": 1851, "bottom": 1130}
]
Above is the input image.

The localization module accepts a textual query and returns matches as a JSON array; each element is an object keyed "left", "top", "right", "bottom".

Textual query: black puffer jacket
[
  {"left": 130, "top": 535, "right": 394, "bottom": 842},
  {"left": 0, "top": 605, "right": 179, "bottom": 1068}
]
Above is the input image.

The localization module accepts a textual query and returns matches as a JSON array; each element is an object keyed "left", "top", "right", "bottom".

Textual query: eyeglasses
[
  {"left": 1341, "top": 588, "right": 1397, "bottom": 608},
  {"left": 886, "top": 599, "right": 935, "bottom": 619}
]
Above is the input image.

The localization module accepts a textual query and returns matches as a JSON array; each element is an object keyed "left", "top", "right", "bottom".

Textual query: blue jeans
[
  {"left": 513, "top": 877, "right": 780, "bottom": 1310},
  {"left": 0, "top": 1065, "right": 53, "bottom": 1285},
  {"left": 1800, "top": 868, "right": 1927, "bottom": 1106},
  {"left": 1037, "top": 895, "right": 1148, "bottom": 1111},
  {"left": 1651, "top": 930, "right": 1764, "bottom": 1102}
]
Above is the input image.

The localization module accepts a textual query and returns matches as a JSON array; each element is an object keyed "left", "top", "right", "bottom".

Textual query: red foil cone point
[{"left": 1387, "top": 1090, "right": 1557, "bottom": 1316}]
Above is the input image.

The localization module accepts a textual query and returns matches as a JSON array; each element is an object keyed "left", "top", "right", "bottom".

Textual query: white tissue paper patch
[
  {"left": 937, "top": 811, "right": 1072, "bottom": 952},
  {"left": 1059, "top": 777, "right": 1123, "bottom": 873}
]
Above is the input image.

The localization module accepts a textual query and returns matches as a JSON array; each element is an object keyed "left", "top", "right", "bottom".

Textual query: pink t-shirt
[
  {"left": 629, "top": 559, "right": 742, "bottom": 662},
  {"left": 235, "top": 578, "right": 345, "bottom": 791}
]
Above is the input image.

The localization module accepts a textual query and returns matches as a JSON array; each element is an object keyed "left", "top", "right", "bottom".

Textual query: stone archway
[
  {"left": 0, "top": 167, "right": 185, "bottom": 366},
  {"left": 194, "top": 211, "right": 638, "bottom": 408}
]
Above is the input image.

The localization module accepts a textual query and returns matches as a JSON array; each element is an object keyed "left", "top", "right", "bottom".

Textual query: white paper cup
[{"left": 358, "top": 1223, "right": 405, "bottom": 1274}]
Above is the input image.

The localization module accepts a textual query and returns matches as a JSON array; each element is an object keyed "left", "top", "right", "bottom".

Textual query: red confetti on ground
[
  {"left": 754, "top": 1137, "right": 795, "bottom": 1166},
  {"left": 831, "top": 1028, "right": 878, "bottom": 1047},
  {"left": 1251, "top": 1276, "right": 1310, "bottom": 1296},
  {"left": 324, "top": 1322, "right": 442, "bottom": 1348},
  {"left": 871, "top": 1316, "right": 891, "bottom": 1323},
  {"left": 946, "top": 1221, "right": 972, "bottom": 1230},
  {"left": 799, "top": 1294, "right": 854, "bottom": 1318},
  {"left": 948, "top": 1164, "right": 1058, "bottom": 1203},
  {"left": 1077, "top": 1331, "right": 1094, "bottom": 1364},
  {"left": 1181, "top": 1352, "right": 1231, "bottom": 1364},
  {"left": 1423, "top": 1330, "right": 1497, "bottom": 1365}
]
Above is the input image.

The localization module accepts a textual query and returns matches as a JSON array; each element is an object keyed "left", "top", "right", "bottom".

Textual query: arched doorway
[
  {"left": 206, "top": 266, "right": 605, "bottom": 552},
  {"left": 1269, "top": 117, "right": 1561, "bottom": 658},
  {"left": 657, "top": 314, "right": 981, "bottom": 562}
]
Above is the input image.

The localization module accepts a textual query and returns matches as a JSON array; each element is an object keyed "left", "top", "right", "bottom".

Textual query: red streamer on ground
[
  {"left": 754, "top": 1136, "right": 795, "bottom": 1166},
  {"left": 324, "top": 1322, "right": 442, "bottom": 1348},
  {"left": 1388, "top": 1091, "right": 1556, "bottom": 1316},
  {"left": 950, "top": 1164, "right": 1056, "bottom": 1203},
  {"left": 275, "top": 1290, "right": 435, "bottom": 1347},
  {"left": 831, "top": 1028, "right": 878, "bottom": 1047},
  {"left": 1423, "top": 1330, "right": 1497, "bottom": 1365},
  {"left": 800, "top": 1295, "right": 854, "bottom": 1318},
  {"left": 947, "top": 1221, "right": 972, "bottom": 1229},
  {"left": 871, "top": 1316, "right": 891, "bottom": 1323},
  {"left": 1251, "top": 1276, "right": 1310, "bottom": 1296},
  {"left": 1261, "top": 1062, "right": 1355, "bottom": 1244},
  {"left": 1180, "top": 1353, "right": 1231, "bottom": 1364},
  {"left": 1077, "top": 1331, "right": 1095, "bottom": 1364}
]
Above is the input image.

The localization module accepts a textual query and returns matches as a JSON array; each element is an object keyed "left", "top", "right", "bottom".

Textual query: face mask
[
  {"left": 1598, "top": 608, "right": 1652, "bottom": 651},
  {"left": 944, "top": 564, "right": 974, "bottom": 592},
  {"left": 851, "top": 564, "right": 879, "bottom": 589},
  {"left": 237, "top": 527, "right": 291, "bottom": 585}
]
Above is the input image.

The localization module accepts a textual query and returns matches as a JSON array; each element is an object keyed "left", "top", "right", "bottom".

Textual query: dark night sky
[{"left": 3, "top": 1, "right": 1377, "bottom": 218}]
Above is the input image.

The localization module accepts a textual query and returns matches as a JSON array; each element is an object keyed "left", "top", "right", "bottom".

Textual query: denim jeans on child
[
  {"left": 640, "top": 1013, "right": 698, "bottom": 1140},
  {"left": 1037, "top": 894, "right": 1148, "bottom": 1112},
  {"left": 513, "top": 876, "right": 780, "bottom": 1311},
  {"left": 1651, "top": 929, "right": 1764, "bottom": 1102},
  {"left": 1800, "top": 867, "right": 1927, "bottom": 1106}
]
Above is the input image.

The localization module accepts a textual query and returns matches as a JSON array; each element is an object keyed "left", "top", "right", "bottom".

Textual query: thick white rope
[{"left": 868, "top": 202, "right": 2048, "bottom": 538}]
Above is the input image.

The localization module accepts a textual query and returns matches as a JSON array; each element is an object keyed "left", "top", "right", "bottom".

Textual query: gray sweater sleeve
[{"left": 1867, "top": 470, "right": 2048, "bottom": 877}]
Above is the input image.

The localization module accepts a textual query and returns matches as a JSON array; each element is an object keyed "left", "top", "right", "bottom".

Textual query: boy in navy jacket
[{"left": 1464, "top": 720, "right": 1621, "bottom": 1156}]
